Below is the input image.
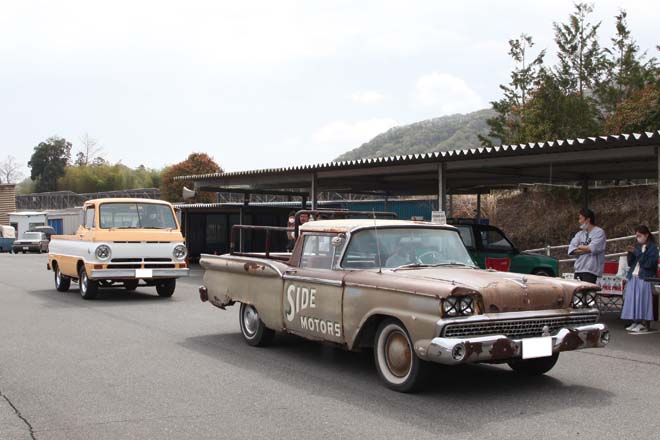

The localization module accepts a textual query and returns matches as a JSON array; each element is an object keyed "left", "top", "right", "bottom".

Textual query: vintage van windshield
[
  {"left": 99, "top": 203, "right": 177, "bottom": 229},
  {"left": 342, "top": 227, "right": 476, "bottom": 269}
]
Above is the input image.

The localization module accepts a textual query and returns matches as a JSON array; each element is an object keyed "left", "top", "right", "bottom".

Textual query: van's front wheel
[
  {"left": 79, "top": 266, "right": 98, "bottom": 299},
  {"left": 239, "top": 303, "right": 274, "bottom": 347}
]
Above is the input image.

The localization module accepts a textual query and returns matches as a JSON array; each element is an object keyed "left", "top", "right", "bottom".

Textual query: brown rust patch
[
  {"left": 243, "top": 262, "right": 263, "bottom": 272},
  {"left": 559, "top": 330, "right": 584, "bottom": 351},
  {"left": 464, "top": 341, "right": 483, "bottom": 359},
  {"left": 490, "top": 339, "right": 516, "bottom": 359}
]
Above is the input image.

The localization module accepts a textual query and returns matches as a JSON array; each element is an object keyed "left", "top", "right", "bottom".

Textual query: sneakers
[
  {"left": 625, "top": 322, "right": 639, "bottom": 331},
  {"left": 629, "top": 323, "right": 648, "bottom": 333}
]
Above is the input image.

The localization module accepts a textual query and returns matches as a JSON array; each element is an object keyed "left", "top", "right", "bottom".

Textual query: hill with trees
[{"left": 335, "top": 109, "right": 495, "bottom": 162}]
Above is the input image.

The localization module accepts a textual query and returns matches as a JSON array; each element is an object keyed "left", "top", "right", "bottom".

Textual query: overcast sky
[{"left": 2, "top": 0, "right": 658, "bottom": 177}]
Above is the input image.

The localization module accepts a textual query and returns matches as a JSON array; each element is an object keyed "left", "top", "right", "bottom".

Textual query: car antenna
[{"left": 373, "top": 210, "right": 382, "bottom": 274}]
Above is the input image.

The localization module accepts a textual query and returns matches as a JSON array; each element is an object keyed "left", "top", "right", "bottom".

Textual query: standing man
[{"left": 568, "top": 208, "right": 607, "bottom": 283}]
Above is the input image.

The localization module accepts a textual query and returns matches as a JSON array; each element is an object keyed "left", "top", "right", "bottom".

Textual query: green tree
[
  {"left": 604, "top": 84, "right": 660, "bottom": 133},
  {"left": 161, "top": 153, "right": 222, "bottom": 203},
  {"left": 597, "top": 10, "right": 658, "bottom": 116},
  {"left": 523, "top": 72, "right": 601, "bottom": 141},
  {"left": 480, "top": 34, "right": 545, "bottom": 146},
  {"left": 28, "top": 137, "right": 72, "bottom": 192},
  {"left": 553, "top": 3, "right": 604, "bottom": 96}
]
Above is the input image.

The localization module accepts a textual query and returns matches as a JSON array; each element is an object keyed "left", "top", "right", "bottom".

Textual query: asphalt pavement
[{"left": 1, "top": 253, "right": 660, "bottom": 440}]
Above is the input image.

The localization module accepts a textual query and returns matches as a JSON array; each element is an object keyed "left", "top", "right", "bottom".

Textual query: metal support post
[
  {"left": 581, "top": 177, "right": 589, "bottom": 209},
  {"left": 438, "top": 163, "right": 447, "bottom": 212},
  {"left": 476, "top": 192, "right": 481, "bottom": 221},
  {"left": 311, "top": 173, "right": 318, "bottom": 210}
]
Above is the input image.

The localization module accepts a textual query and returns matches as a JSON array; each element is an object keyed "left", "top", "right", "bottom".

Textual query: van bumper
[{"left": 89, "top": 268, "right": 190, "bottom": 279}]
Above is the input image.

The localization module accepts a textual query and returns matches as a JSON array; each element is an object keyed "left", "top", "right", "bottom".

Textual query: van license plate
[
  {"left": 522, "top": 337, "right": 553, "bottom": 359},
  {"left": 135, "top": 269, "right": 153, "bottom": 278}
]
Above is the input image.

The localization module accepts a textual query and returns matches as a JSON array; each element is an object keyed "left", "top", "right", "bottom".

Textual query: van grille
[{"left": 442, "top": 314, "right": 599, "bottom": 339}]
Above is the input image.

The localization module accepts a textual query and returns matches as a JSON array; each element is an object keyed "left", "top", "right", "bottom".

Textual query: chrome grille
[{"left": 442, "top": 314, "right": 599, "bottom": 339}]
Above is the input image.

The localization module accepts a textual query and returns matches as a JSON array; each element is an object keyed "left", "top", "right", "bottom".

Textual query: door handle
[{"left": 285, "top": 269, "right": 297, "bottom": 275}]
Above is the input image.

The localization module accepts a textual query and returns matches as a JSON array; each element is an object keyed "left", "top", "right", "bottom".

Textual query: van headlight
[
  {"left": 173, "top": 244, "right": 187, "bottom": 260},
  {"left": 443, "top": 296, "right": 475, "bottom": 317},
  {"left": 95, "top": 244, "right": 112, "bottom": 261},
  {"left": 572, "top": 290, "right": 597, "bottom": 309}
]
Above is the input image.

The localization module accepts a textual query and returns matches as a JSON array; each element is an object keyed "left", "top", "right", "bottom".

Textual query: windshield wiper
[
  {"left": 391, "top": 263, "right": 434, "bottom": 271},
  {"left": 142, "top": 226, "right": 166, "bottom": 229},
  {"left": 431, "top": 262, "right": 472, "bottom": 267}
]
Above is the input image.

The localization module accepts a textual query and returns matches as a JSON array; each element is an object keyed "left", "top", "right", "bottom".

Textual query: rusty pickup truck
[{"left": 198, "top": 211, "right": 609, "bottom": 392}]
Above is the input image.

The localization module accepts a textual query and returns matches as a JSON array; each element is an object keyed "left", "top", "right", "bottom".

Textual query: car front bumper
[
  {"left": 13, "top": 244, "right": 41, "bottom": 252},
  {"left": 420, "top": 322, "right": 609, "bottom": 365},
  {"left": 89, "top": 268, "right": 190, "bottom": 280}
]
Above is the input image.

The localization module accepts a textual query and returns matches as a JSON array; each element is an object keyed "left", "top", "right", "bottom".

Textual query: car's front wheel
[
  {"left": 54, "top": 266, "right": 71, "bottom": 292},
  {"left": 79, "top": 266, "right": 98, "bottom": 300},
  {"left": 374, "top": 319, "right": 427, "bottom": 392},
  {"left": 532, "top": 268, "right": 554, "bottom": 277},
  {"left": 508, "top": 353, "right": 559, "bottom": 375},
  {"left": 239, "top": 303, "right": 274, "bottom": 347},
  {"left": 155, "top": 279, "right": 176, "bottom": 297}
]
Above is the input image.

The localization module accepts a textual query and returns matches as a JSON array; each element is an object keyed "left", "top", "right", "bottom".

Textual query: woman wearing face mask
[{"left": 621, "top": 225, "right": 658, "bottom": 333}]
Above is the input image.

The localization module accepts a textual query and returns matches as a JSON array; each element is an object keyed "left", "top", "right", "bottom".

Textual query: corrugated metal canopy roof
[{"left": 174, "top": 131, "right": 660, "bottom": 195}]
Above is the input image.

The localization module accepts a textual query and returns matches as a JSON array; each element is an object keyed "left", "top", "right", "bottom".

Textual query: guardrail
[{"left": 525, "top": 231, "right": 659, "bottom": 263}]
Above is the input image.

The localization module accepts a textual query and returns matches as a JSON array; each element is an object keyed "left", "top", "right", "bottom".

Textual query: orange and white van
[{"left": 47, "top": 198, "right": 189, "bottom": 299}]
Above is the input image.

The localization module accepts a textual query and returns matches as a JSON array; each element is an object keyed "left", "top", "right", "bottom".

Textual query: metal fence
[{"left": 525, "top": 231, "right": 659, "bottom": 263}]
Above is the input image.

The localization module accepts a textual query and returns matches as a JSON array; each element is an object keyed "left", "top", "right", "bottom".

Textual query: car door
[
  {"left": 282, "top": 233, "right": 345, "bottom": 343},
  {"left": 454, "top": 225, "right": 480, "bottom": 266},
  {"left": 478, "top": 226, "right": 519, "bottom": 272}
]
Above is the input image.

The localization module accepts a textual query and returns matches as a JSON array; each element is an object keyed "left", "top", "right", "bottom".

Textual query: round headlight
[
  {"left": 443, "top": 297, "right": 459, "bottom": 316},
  {"left": 95, "top": 244, "right": 111, "bottom": 261},
  {"left": 173, "top": 244, "right": 187, "bottom": 260},
  {"left": 572, "top": 292, "right": 584, "bottom": 308},
  {"left": 459, "top": 297, "right": 474, "bottom": 315}
]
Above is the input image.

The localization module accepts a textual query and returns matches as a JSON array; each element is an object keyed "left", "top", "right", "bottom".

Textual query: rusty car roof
[{"left": 299, "top": 219, "right": 455, "bottom": 233}]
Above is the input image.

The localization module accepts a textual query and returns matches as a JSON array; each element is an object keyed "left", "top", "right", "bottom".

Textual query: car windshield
[
  {"left": 99, "top": 203, "right": 177, "bottom": 229},
  {"left": 342, "top": 227, "right": 476, "bottom": 269},
  {"left": 22, "top": 232, "right": 41, "bottom": 240}
]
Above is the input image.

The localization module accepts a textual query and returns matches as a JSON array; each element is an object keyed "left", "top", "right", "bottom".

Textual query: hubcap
[
  {"left": 55, "top": 269, "right": 61, "bottom": 287},
  {"left": 81, "top": 272, "right": 87, "bottom": 292},
  {"left": 385, "top": 331, "right": 412, "bottom": 378},
  {"left": 243, "top": 306, "right": 259, "bottom": 336}
]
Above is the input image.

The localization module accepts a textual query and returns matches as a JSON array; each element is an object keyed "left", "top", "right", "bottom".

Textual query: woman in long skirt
[{"left": 621, "top": 225, "right": 658, "bottom": 333}]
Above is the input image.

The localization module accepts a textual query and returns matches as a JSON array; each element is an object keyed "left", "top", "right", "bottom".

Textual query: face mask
[
  {"left": 637, "top": 237, "right": 647, "bottom": 244},
  {"left": 579, "top": 223, "right": 588, "bottom": 230}
]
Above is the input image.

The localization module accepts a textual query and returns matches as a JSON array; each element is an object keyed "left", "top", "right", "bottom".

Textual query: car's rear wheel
[
  {"left": 155, "top": 279, "right": 176, "bottom": 297},
  {"left": 79, "top": 266, "right": 98, "bottom": 300},
  {"left": 374, "top": 319, "right": 427, "bottom": 392},
  {"left": 54, "top": 266, "right": 71, "bottom": 292},
  {"left": 239, "top": 303, "right": 274, "bottom": 347},
  {"left": 508, "top": 353, "right": 559, "bottom": 375}
]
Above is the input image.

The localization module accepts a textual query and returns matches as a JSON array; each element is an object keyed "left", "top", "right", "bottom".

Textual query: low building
[
  {"left": 0, "top": 184, "right": 17, "bottom": 225},
  {"left": 9, "top": 212, "right": 47, "bottom": 237}
]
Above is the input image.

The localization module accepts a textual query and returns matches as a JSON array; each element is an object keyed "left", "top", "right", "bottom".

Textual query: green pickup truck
[{"left": 450, "top": 221, "right": 558, "bottom": 277}]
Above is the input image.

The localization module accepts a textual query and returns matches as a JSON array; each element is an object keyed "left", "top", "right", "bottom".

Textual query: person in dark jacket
[{"left": 621, "top": 225, "right": 658, "bottom": 332}]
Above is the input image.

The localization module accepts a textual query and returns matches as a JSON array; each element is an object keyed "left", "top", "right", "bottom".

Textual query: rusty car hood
[{"left": 345, "top": 267, "right": 592, "bottom": 313}]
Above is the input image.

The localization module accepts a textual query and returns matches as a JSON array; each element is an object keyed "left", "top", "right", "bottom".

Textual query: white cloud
[
  {"left": 312, "top": 118, "right": 397, "bottom": 146},
  {"left": 351, "top": 91, "right": 387, "bottom": 104},
  {"left": 413, "top": 72, "right": 484, "bottom": 115}
]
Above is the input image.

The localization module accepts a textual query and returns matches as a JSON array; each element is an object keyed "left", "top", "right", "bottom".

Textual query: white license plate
[
  {"left": 23, "top": 247, "right": 29, "bottom": 250},
  {"left": 522, "top": 337, "right": 553, "bottom": 359},
  {"left": 135, "top": 269, "right": 153, "bottom": 278}
]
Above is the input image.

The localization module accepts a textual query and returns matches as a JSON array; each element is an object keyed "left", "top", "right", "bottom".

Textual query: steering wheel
[{"left": 416, "top": 250, "right": 441, "bottom": 264}]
